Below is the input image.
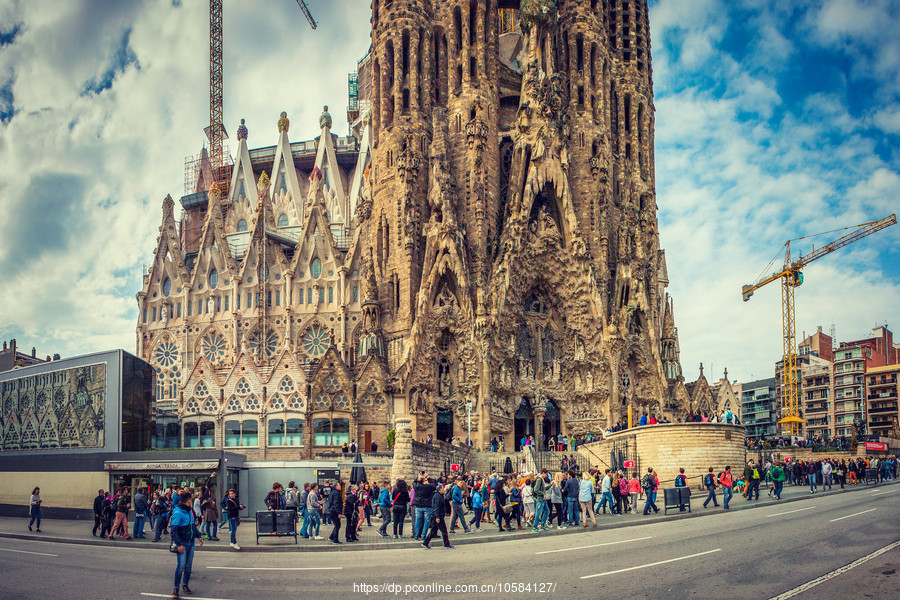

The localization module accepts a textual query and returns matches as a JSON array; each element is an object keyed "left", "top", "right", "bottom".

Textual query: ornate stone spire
[{"left": 236, "top": 118, "right": 248, "bottom": 141}]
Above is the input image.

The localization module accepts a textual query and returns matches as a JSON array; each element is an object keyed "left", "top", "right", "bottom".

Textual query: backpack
[
  {"left": 642, "top": 474, "right": 654, "bottom": 490},
  {"left": 674, "top": 475, "right": 686, "bottom": 487},
  {"left": 705, "top": 474, "right": 714, "bottom": 487},
  {"left": 751, "top": 468, "right": 760, "bottom": 480}
]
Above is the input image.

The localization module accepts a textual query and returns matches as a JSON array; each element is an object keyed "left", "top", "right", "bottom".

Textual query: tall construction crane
[
  {"left": 742, "top": 214, "right": 897, "bottom": 436},
  {"left": 204, "top": 0, "right": 317, "bottom": 197}
]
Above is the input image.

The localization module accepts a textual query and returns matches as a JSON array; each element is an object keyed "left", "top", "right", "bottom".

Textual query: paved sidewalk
[{"left": 0, "top": 478, "right": 894, "bottom": 552}]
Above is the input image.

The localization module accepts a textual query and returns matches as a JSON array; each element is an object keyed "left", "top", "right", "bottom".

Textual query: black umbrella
[
  {"left": 503, "top": 456, "right": 513, "bottom": 474},
  {"left": 349, "top": 451, "right": 367, "bottom": 484}
]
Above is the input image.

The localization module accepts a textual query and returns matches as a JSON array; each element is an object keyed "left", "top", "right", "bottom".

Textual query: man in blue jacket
[
  {"left": 563, "top": 471, "right": 580, "bottom": 526},
  {"left": 448, "top": 478, "right": 471, "bottom": 534},
  {"left": 376, "top": 482, "right": 392, "bottom": 537},
  {"left": 132, "top": 488, "right": 148, "bottom": 538},
  {"left": 325, "top": 482, "right": 343, "bottom": 545},
  {"left": 171, "top": 491, "right": 203, "bottom": 599}
]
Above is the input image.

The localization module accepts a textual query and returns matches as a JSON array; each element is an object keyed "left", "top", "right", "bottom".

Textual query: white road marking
[
  {"left": 766, "top": 506, "right": 816, "bottom": 518},
  {"left": 536, "top": 536, "right": 653, "bottom": 555},
  {"left": 767, "top": 539, "right": 900, "bottom": 600},
  {"left": 0, "top": 547, "right": 58, "bottom": 557},
  {"left": 867, "top": 489, "right": 893, "bottom": 496},
  {"left": 829, "top": 508, "right": 877, "bottom": 522},
  {"left": 580, "top": 549, "right": 721, "bottom": 579},
  {"left": 207, "top": 566, "right": 344, "bottom": 571},
  {"left": 141, "top": 594, "right": 234, "bottom": 600}
]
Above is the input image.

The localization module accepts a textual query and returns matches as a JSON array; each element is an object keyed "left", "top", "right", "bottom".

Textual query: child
[
  {"left": 627, "top": 475, "right": 641, "bottom": 514},
  {"left": 735, "top": 479, "right": 746, "bottom": 495}
]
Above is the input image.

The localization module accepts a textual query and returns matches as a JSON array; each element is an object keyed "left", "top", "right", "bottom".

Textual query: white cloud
[{"left": 0, "top": 0, "right": 371, "bottom": 358}]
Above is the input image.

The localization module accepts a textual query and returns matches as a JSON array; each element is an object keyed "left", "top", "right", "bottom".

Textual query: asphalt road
[{"left": 1, "top": 483, "right": 897, "bottom": 600}]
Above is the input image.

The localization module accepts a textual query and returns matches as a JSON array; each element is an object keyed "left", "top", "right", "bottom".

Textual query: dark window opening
[
  {"left": 470, "top": 56, "right": 477, "bottom": 79},
  {"left": 469, "top": 0, "right": 477, "bottom": 46},
  {"left": 454, "top": 6, "right": 463, "bottom": 52}
]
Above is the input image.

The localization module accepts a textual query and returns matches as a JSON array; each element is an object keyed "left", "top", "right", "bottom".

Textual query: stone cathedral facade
[{"left": 137, "top": 0, "right": 687, "bottom": 458}]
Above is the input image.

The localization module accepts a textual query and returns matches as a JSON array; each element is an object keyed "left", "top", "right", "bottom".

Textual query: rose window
[
  {"left": 54, "top": 388, "right": 67, "bottom": 411},
  {"left": 36, "top": 392, "right": 49, "bottom": 414},
  {"left": 249, "top": 329, "right": 279, "bottom": 359},
  {"left": 154, "top": 340, "right": 180, "bottom": 369},
  {"left": 201, "top": 334, "right": 228, "bottom": 363},
  {"left": 3, "top": 395, "right": 13, "bottom": 414},
  {"left": 303, "top": 326, "right": 330, "bottom": 357}
]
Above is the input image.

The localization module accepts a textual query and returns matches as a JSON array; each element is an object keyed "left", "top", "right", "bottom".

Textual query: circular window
[
  {"left": 154, "top": 340, "right": 180, "bottom": 369},
  {"left": 209, "top": 269, "right": 219, "bottom": 289},
  {"left": 162, "top": 278, "right": 172, "bottom": 296},
  {"left": 249, "top": 330, "right": 279, "bottom": 359},
  {"left": 201, "top": 333, "right": 227, "bottom": 363},
  {"left": 303, "top": 326, "right": 330, "bottom": 357},
  {"left": 310, "top": 258, "right": 322, "bottom": 279}
]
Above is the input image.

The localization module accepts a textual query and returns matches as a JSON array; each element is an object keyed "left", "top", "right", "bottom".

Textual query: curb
[{"left": 0, "top": 479, "right": 894, "bottom": 553}]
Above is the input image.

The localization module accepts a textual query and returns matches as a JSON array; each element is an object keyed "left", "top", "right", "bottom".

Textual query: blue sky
[{"left": 0, "top": 0, "right": 897, "bottom": 385}]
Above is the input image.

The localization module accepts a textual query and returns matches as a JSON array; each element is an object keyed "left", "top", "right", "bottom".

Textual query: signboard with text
[
  {"left": 450, "top": 464, "right": 460, "bottom": 472},
  {"left": 864, "top": 441, "right": 888, "bottom": 452},
  {"left": 623, "top": 460, "right": 635, "bottom": 468}
]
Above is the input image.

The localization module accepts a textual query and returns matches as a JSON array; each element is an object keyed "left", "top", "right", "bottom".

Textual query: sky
[{"left": 0, "top": 0, "right": 897, "bottom": 386}]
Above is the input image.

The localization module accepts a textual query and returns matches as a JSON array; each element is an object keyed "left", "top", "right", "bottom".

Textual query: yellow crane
[{"left": 742, "top": 214, "right": 897, "bottom": 435}]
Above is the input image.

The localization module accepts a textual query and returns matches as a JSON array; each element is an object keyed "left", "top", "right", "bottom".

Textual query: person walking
[
  {"left": 92, "top": 489, "right": 105, "bottom": 536},
  {"left": 284, "top": 481, "right": 300, "bottom": 525},
  {"left": 133, "top": 488, "right": 148, "bottom": 538},
  {"left": 674, "top": 468, "right": 688, "bottom": 511},
  {"left": 223, "top": 488, "right": 245, "bottom": 550},
  {"left": 836, "top": 460, "right": 847, "bottom": 490},
  {"left": 412, "top": 472, "right": 436, "bottom": 540},
  {"left": 170, "top": 491, "right": 204, "bottom": 598},
  {"left": 627, "top": 474, "right": 640, "bottom": 514},
  {"left": 422, "top": 483, "right": 453, "bottom": 550},
  {"left": 468, "top": 483, "right": 484, "bottom": 531},
  {"left": 305, "top": 483, "right": 324, "bottom": 540},
  {"left": 642, "top": 468, "right": 659, "bottom": 515},
  {"left": 448, "top": 478, "right": 472, "bottom": 534},
  {"left": 578, "top": 472, "right": 598, "bottom": 526},
  {"left": 344, "top": 485, "right": 360, "bottom": 542},
  {"left": 376, "top": 481, "right": 392, "bottom": 537},
  {"left": 548, "top": 474, "right": 565, "bottom": 528},
  {"left": 326, "top": 482, "right": 343, "bottom": 545},
  {"left": 702, "top": 467, "right": 719, "bottom": 508},
  {"left": 532, "top": 468, "right": 550, "bottom": 531},
  {"left": 391, "top": 479, "right": 410, "bottom": 538},
  {"left": 298, "top": 483, "right": 311, "bottom": 539},
  {"left": 595, "top": 469, "right": 618, "bottom": 515},
  {"left": 745, "top": 461, "right": 762, "bottom": 500},
  {"left": 718, "top": 466, "right": 734, "bottom": 509},
  {"left": 28, "top": 487, "right": 42, "bottom": 532},
  {"left": 805, "top": 460, "right": 818, "bottom": 493},
  {"left": 99, "top": 492, "right": 114, "bottom": 538},
  {"left": 494, "top": 475, "right": 511, "bottom": 532},
  {"left": 770, "top": 462, "right": 786, "bottom": 500},
  {"left": 109, "top": 488, "right": 132, "bottom": 540},
  {"left": 822, "top": 460, "right": 833, "bottom": 491},
  {"left": 203, "top": 493, "right": 220, "bottom": 540},
  {"left": 151, "top": 492, "right": 170, "bottom": 542}
]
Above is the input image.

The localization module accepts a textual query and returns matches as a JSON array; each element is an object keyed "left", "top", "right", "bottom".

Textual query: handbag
[
  {"left": 169, "top": 539, "right": 179, "bottom": 553},
  {"left": 501, "top": 503, "right": 514, "bottom": 513}
]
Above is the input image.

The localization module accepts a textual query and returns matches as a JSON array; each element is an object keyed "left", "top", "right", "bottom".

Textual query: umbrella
[
  {"left": 503, "top": 456, "right": 513, "bottom": 474},
  {"left": 349, "top": 451, "right": 367, "bottom": 484}
]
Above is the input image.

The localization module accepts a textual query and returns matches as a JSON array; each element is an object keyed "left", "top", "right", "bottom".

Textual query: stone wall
[{"left": 578, "top": 423, "right": 747, "bottom": 488}]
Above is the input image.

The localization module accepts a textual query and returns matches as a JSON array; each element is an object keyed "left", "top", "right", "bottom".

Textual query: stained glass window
[
  {"left": 209, "top": 269, "right": 219, "bottom": 290},
  {"left": 203, "top": 398, "right": 218, "bottom": 413},
  {"left": 225, "top": 397, "right": 241, "bottom": 413},
  {"left": 201, "top": 333, "right": 227, "bottom": 363},
  {"left": 162, "top": 277, "right": 172, "bottom": 297},
  {"left": 194, "top": 381, "right": 209, "bottom": 397},
  {"left": 304, "top": 326, "right": 330, "bottom": 357},
  {"left": 324, "top": 376, "right": 340, "bottom": 393},
  {"left": 310, "top": 257, "right": 322, "bottom": 279},
  {"left": 249, "top": 329, "right": 279, "bottom": 359},
  {"left": 237, "top": 219, "right": 248, "bottom": 233},
  {"left": 154, "top": 340, "right": 180, "bottom": 369},
  {"left": 277, "top": 213, "right": 289, "bottom": 227},
  {"left": 235, "top": 379, "right": 251, "bottom": 395},
  {"left": 270, "top": 394, "right": 285, "bottom": 410},
  {"left": 278, "top": 377, "right": 295, "bottom": 394},
  {"left": 288, "top": 394, "right": 303, "bottom": 410}
]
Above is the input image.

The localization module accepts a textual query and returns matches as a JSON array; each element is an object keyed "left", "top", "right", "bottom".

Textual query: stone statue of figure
[
  {"left": 319, "top": 105, "right": 332, "bottom": 130},
  {"left": 585, "top": 370, "right": 594, "bottom": 392},
  {"left": 312, "top": 286, "right": 320, "bottom": 305},
  {"left": 574, "top": 335, "right": 585, "bottom": 361},
  {"left": 236, "top": 118, "right": 248, "bottom": 141},
  {"left": 440, "top": 361, "right": 450, "bottom": 398},
  {"left": 207, "top": 297, "right": 214, "bottom": 314},
  {"left": 552, "top": 358, "right": 560, "bottom": 382},
  {"left": 161, "top": 304, "right": 169, "bottom": 328},
  {"left": 277, "top": 111, "right": 290, "bottom": 133}
]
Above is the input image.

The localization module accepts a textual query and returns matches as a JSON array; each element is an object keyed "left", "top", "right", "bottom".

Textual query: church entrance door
[
  {"left": 514, "top": 398, "right": 534, "bottom": 451},
  {"left": 542, "top": 399, "right": 561, "bottom": 449},
  {"left": 436, "top": 408, "right": 454, "bottom": 444}
]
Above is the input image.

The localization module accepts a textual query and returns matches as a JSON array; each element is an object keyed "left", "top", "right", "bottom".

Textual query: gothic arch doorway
[
  {"left": 514, "top": 398, "right": 534, "bottom": 450},
  {"left": 542, "top": 399, "right": 561, "bottom": 449},
  {"left": 436, "top": 408, "right": 454, "bottom": 443}
]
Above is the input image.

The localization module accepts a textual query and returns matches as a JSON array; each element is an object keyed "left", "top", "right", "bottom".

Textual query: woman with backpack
[
  {"left": 702, "top": 467, "right": 719, "bottom": 508},
  {"left": 642, "top": 468, "right": 659, "bottom": 515},
  {"left": 151, "top": 492, "right": 170, "bottom": 542},
  {"left": 203, "top": 494, "right": 220, "bottom": 541}
]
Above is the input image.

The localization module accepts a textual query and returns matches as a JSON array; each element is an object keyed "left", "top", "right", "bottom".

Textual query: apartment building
[{"left": 866, "top": 364, "right": 899, "bottom": 438}]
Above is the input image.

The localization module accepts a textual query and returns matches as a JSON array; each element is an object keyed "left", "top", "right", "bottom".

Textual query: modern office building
[{"left": 741, "top": 377, "right": 778, "bottom": 437}]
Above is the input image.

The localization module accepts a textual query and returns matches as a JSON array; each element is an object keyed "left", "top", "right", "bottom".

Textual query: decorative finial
[
  {"left": 208, "top": 181, "right": 221, "bottom": 201},
  {"left": 699, "top": 362, "right": 704, "bottom": 377},
  {"left": 319, "top": 105, "right": 332, "bottom": 130},
  {"left": 277, "top": 111, "right": 290, "bottom": 133},
  {"left": 237, "top": 118, "right": 248, "bottom": 141},
  {"left": 162, "top": 194, "right": 174, "bottom": 212},
  {"left": 257, "top": 171, "right": 270, "bottom": 192},
  {"left": 723, "top": 367, "right": 728, "bottom": 381}
]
